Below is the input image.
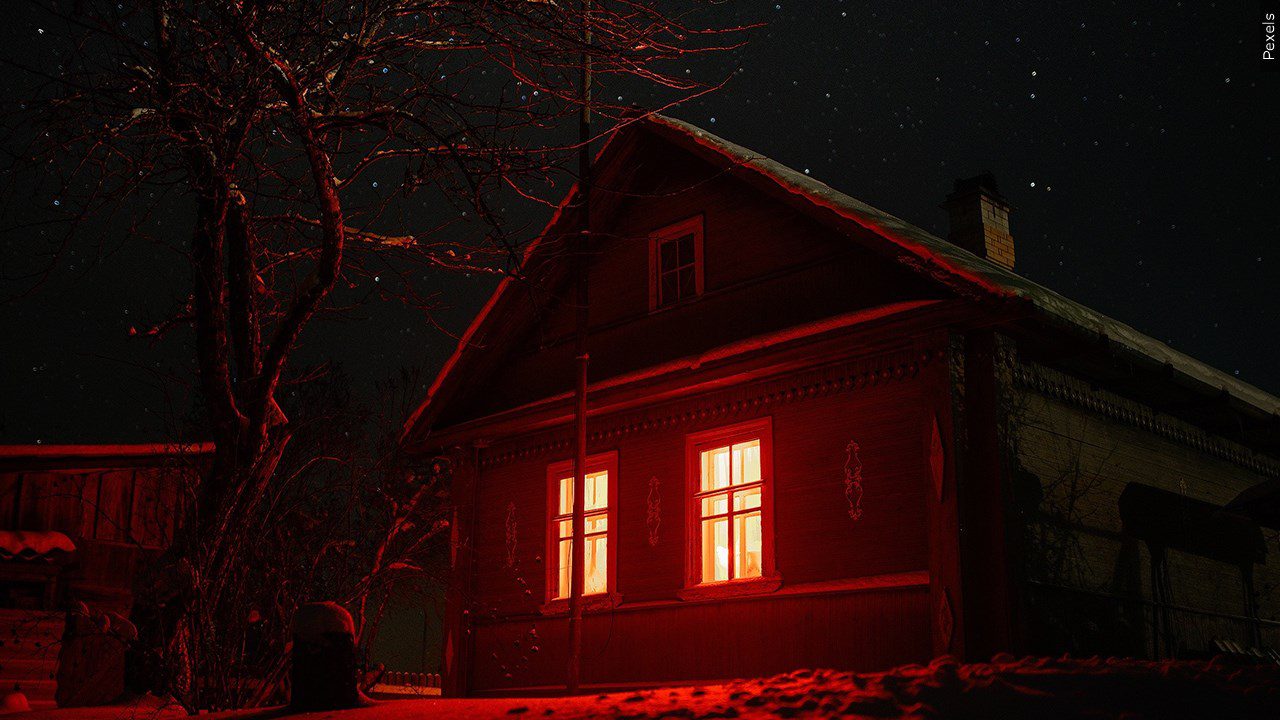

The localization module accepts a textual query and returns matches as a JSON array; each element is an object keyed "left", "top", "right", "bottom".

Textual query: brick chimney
[{"left": 942, "top": 173, "right": 1014, "bottom": 270}]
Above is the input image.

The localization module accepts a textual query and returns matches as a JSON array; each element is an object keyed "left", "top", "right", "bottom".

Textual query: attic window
[{"left": 649, "top": 216, "right": 704, "bottom": 310}]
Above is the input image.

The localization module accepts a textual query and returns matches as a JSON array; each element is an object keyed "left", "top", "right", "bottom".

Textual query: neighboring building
[
  {"left": 0, "top": 442, "right": 210, "bottom": 708},
  {"left": 399, "top": 115, "right": 1280, "bottom": 696}
]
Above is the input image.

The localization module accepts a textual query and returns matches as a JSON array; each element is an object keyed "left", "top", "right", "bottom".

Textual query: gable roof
[{"left": 401, "top": 113, "right": 1280, "bottom": 448}]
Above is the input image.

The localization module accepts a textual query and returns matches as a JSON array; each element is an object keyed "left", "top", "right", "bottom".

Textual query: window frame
[
  {"left": 682, "top": 418, "right": 779, "bottom": 597},
  {"left": 543, "top": 451, "right": 619, "bottom": 608},
  {"left": 647, "top": 215, "right": 706, "bottom": 311}
]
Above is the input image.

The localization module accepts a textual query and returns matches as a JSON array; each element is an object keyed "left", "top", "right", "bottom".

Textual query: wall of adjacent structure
[
  {"left": 458, "top": 355, "right": 938, "bottom": 693},
  {"left": 0, "top": 464, "right": 188, "bottom": 610},
  {"left": 1010, "top": 362, "right": 1280, "bottom": 658}
]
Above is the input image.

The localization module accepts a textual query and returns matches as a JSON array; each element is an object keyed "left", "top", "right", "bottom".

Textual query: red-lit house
[{"left": 400, "top": 114, "right": 1280, "bottom": 695}]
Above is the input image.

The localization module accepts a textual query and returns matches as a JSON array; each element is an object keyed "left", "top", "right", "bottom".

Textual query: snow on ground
[{"left": 7, "top": 656, "right": 1279, "bottom": 719}]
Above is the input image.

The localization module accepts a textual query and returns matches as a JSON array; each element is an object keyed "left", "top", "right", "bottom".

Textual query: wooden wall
[
  {"left": 461, "top": 365, "right": 934, "bottom": 692},
  {"left": 0, "top": 466, "right": 188, "bottom": 607},
  {"left": 471, "top": 585, "right": 929, "bottom": 692},
  {"left": 1011, "top": 363, "right": 1280, "bottom": 657},
  {"left": 444, "top": 135, "right": 944, "bottom": 425},
  {"left": 1, "top": 467, "right": 183, "bottom": 549}
]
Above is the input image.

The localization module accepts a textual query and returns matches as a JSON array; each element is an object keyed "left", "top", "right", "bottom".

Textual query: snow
[
  {"left": 7, "top": 657, "right": 1277, "bottom": 719},
  {"left": 0, "top": 531, "right": 75, "bottom": 561},
  {"left": 648, "top": 113, "right": 1280, "bottom": 420},
  {"left": 292, "top": 602, "right": 355, "bottom": 640},
  {"left": 2, "top": 691, "right": 30, "bottom": 714}
]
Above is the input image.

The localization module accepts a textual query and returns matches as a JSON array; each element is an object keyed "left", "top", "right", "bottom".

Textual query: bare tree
[{"left": 4, "top": 0, "right": 742, "bottom": 709}]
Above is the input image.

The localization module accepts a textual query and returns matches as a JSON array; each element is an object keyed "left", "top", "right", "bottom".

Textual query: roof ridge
[
  {"left": 645, "top": 113, "right": 1280, "bottom": 418},
  {"left": 400, "top": 113, "right": 1279, "bottom": 446}
]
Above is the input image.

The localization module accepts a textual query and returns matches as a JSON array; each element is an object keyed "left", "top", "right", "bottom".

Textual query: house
[
  {"left": 399, "top": 114, "right": 1280, "bottom": 696},
  {"left": 0, "top": 442, "right": 210, "bottom": 708}
]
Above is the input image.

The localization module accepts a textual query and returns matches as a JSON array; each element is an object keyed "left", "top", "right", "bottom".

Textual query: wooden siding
[
  {"left": 442, "top": 137, "right": 943, "bottom": 425},
  {"left": 1011, "top": 363, "right": 1280, "bottom": 657},
  {"left": 461, "top": 367, "right": 934, "bottom": 690},
  {"left": 1, "top": 468, "right": 182, "bottom": 549},
  {"left": 471, "top": 584, "right": 929, "bottom": 693},
  {"left": 1, "top": 465, "right": 189, "bottom": 608}
]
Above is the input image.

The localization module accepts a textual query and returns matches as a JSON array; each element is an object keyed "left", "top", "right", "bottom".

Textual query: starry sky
[{"left": 1, "top": 1, "right": 1277, "bottom": 444}]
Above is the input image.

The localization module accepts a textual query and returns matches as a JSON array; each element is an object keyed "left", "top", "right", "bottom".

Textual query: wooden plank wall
[
  {"left": 0, "top": 468, "right": 181, "bottom": 549},
  {"left": 1, "top": 466, "right": 186, "bottom": 602},
  {"left": 446, "top": 137, "right": 945, "bottom": 424},
  {"left": 463, "top": 371, "right": 934, "bottom": 691},
  {"left": 472, "top": 585, "right": 929, "bottom": 692},
  {"left": 1012, "top": 364, "right": 1280, "bottom": 656}
]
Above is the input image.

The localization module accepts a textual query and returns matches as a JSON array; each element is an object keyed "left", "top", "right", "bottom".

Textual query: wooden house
[
  {"left": 399, "top": 115, "right": 1280, "bottom": 695},
  {"left": 0, "top": 442, "right": 210, "bottom": 708}
]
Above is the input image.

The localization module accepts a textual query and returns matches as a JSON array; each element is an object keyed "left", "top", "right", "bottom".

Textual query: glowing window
[
  {"left": 689, "top": 420, "right": 771, "bottom": 585},
  {"left": 548, "top": 456, "right": 615, "bottom": 600},
  {"left": 649, "top": 216, "right": 704, "bottom": 310}
]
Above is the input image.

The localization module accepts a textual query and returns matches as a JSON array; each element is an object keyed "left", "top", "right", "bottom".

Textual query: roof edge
[
  {"left": 400, "top": 112, "right": 1280, "bottom": 447},
  {"left": 0, "top": 442, "right": 216, "bottom": 462}
]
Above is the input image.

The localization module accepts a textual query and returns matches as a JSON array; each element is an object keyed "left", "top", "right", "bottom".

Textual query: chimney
[{"left": 942, "top": 173, "right": 1015, "bottom": 270}]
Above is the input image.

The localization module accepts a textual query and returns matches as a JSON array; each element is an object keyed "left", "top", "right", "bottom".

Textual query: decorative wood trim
[
  {"left": 1014, "top": 362, "right": 1280, "bottom": 479},
  {"left": 538, "top": 592, "right": 623, "bottom": 617},
  {"left": 843, "top": 440, "right": 865, "bottom": 521},
  {"left": 923, "top": 332, "right": 967, "bottom": 659},
  {"left": 503, "top": 501, "right": 517, "bottom": 569},
  {"left": 646, "top": 476, "right": 662, "bottom": 547},
  {"left": 475, "top": 570, "right": 930, "bottom": 626},
  {"left": 937, "top": 586, "right": 955, "bottom": 653},
  {"left": 478, "top": 346, "right": 944, "bottom": 469},
  {"left": 676, "top": 574, "right": 782, "bottom": 601},
  {"left": 929, "top": 414, "right": 945, "bottom": 503}
]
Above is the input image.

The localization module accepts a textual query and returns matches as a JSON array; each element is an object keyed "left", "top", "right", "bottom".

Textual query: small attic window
[{"left": 648, "top": 216, "right": 705, "bottom": 310}]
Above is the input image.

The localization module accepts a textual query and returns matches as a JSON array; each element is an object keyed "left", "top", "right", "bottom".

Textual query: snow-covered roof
[
  {"left": 401, "top": 114, "right": 1280, "bottom": 445},
  {"left": 649, "top": 114, "right": 1280, "bottom": 420}
]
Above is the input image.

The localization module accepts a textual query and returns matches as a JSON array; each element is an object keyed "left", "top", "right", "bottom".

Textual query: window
[
  {"left": 648, "top": 216, "right": 704, "bottom": 310},
  {"left": 686, "top": 419, "right": 774, "bottom": 588},
  {"left": 546, "top": 453, "right": 617, "bottom": 601}
]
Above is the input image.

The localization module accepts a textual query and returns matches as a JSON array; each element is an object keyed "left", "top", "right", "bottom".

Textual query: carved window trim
[
  {"left": 646, "top": 476, "right": 662, "bottom": 547},
  {"left": 844, "top": 439, "right": 864, "bottom": 521}
]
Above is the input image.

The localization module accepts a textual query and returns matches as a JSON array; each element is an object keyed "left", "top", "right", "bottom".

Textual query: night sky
[{"left": 2, "top": 2, "right": 1277, "bottom": 444}]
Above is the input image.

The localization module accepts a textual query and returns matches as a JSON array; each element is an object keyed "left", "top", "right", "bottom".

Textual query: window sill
[
  {"left": 676, "top": 575, "right": 782, "bottom": 602},
  {"left": 538, "top": 592, "right": 623, "bottom": 616}
]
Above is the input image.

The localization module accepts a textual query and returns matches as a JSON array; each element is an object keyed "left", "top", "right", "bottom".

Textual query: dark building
[
  {"left": 0, "top": 442, "right": 210, "bottom": 708},
  {"left": 400, "top": 115, "right": 1280, "bottom": 695}
]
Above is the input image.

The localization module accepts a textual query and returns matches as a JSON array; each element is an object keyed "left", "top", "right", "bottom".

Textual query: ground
[{"left": 5, "top": 656, "right": 1278, "bottom": 719}]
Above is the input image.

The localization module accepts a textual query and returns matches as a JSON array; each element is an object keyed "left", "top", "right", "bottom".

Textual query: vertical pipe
[{"left": 566, "top": 0, "right": 593, "bottom": 696}]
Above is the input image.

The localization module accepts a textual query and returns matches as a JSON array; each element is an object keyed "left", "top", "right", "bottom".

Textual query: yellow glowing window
[
  {"left": 695, "top": 437, "right": 764, "bottom": 583},
  {"left": 551, "top": 469, "right": 610, "bottom": 600}
]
